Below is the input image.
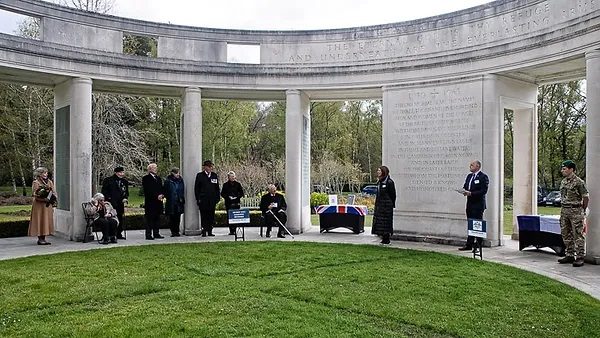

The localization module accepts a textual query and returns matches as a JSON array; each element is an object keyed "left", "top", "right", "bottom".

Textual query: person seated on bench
[
  {"left": 260, "top": 184, "right": 287, "bottom": 238},
  {"left": 85, "top": 193, "right": 119, "bottom": 245}
]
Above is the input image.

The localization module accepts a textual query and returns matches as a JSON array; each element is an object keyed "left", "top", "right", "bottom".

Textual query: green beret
[{"left": 561, "top": 160, "right": 576, "bottom": 169}]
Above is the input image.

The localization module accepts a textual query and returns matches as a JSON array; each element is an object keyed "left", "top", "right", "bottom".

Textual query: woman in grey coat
[{"left": 371, "top": 165, "right": 396, "bottom": 244}]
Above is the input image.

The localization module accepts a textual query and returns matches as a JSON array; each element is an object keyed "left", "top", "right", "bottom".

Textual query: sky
[{"left": 0, "top": 0, "right": 492, "bottom": 33}]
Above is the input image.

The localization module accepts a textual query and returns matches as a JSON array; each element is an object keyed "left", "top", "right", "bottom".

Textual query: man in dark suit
[
  {"left": 194, "top": 160, "right": 220, "bottom": 237},
  {"left": 142, "top": 163, "right": 164, "bottom": 240},
  {"left": 459, "top": 160, "right": 489, "bottom": 251},
  {"left": 260, "top": 184, "right": 288, "bottom": 238},
  {"left": 101, "top": 166, "right": 129, "bottom": 239}
]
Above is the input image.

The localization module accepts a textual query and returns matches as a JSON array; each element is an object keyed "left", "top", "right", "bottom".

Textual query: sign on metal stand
[
  {"left": 228, "top": 209, "right": 250, "bottom": 241},
  {"left": 467, "top": 219, "right": 487, "bottom": 260}
]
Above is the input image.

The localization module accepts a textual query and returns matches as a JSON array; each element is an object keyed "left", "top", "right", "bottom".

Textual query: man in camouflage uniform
[{"left": 558, "top": 160, "right": 589, "bottom": 267}]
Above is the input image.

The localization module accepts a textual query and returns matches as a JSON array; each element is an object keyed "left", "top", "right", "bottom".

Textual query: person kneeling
[
  {"left": 260, "top": 184, "right": 287, "bottom": 238},
  {"left": 86, "top": 193, "right": 119, "bottom": 244}
]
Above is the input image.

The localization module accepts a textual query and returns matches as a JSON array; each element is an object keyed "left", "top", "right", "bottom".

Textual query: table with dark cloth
[
  {"left": 516, "top": 215, "right": 565, "bottom": 256},
  {"left": 316, "top": 205, "right": 367, "bottom": 234}
]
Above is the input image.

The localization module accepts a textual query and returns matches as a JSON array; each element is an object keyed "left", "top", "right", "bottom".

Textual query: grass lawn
[{"left": 0, "top": 242, "right": 598, "bottom": 337}]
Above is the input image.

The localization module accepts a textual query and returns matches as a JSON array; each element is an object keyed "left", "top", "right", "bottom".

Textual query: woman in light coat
[{"left": 28, "top": 167, "right": 56, "bottom": 245}]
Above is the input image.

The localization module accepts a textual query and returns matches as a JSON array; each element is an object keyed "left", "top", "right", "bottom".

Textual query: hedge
[{"left": 0, "top": 210, "right": 265, "bottom": 239}]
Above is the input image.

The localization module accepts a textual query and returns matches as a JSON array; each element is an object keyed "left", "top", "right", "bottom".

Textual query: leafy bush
[
  {"left": 310, "top": 192, "right": 328, "bottom": 208},
  {"left": 0, "top": 219, "right": 29, "bottom": 238},
  {"left": 0, "top": 210, "right": 265, "bottom": 238},
  {"left": 0, "top": 196, "right": 33, "bottom": 206}
]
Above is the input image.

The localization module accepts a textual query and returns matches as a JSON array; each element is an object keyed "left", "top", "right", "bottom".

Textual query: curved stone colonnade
[{"left": 0, "top": 0, "right": 599, "bottom": 262}]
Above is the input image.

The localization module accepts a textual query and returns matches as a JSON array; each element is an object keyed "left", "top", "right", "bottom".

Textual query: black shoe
[
  {"left": 558, "top": 256, "right": 575, "bottom": 264},
  {"left": 277, "top": 233, "right": 286, "bottom": 238},
  {"left": 146, "top": 236, "right": 154, "bottom": 240},
  {"left": 154, "top": 234, "right": 165, "bottom": 239},
  {"left": 208, "top": 233, "right": 215, "bottom": 237},
  {"left": 37, "top": 241, "right": 51, "bottom": 245},
  {"left": 171, "top": 233, "right": 181, "bottom": 237},
  {"left": 110, "top": 237, "right": 117, "bottom": 244},
  {"left": 458, "top": 246, "right": 472, "bottom": 251},
  {"left": 573, "top": 258, "right": 585, "bottom": 267},
  {"left": 101, "top": 238, "right": 110, "bottom": 245},
  {"left": 201, "top": 232, "right": 207, "bottom": 237},
  {"left": 116, "top": 235, "right": 126, "bottom": 240},
  {"left": 228, "top": 232, "right": 236, "bottom": 235}
]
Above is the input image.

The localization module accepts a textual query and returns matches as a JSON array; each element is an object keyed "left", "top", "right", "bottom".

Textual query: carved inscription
[
  {"left": 388, "top": 83, "right": 482, "bottom": 198},
  {"left": 273, "top": 1, "right": 598, "bottom": 64}
]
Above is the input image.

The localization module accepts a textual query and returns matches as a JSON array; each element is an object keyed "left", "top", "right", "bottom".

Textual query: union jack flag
[{"left": 316, "top": 204, "right": 368, "bottom": 216}]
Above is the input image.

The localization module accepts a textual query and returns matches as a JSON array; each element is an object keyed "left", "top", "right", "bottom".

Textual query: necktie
[{"left": 469, "top": 173, "right": 476, "bottom": 190}]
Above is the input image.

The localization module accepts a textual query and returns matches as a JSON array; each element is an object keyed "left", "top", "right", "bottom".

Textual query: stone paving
[{"left": 1, "top": 225, "right": 598, "bottom": 300}]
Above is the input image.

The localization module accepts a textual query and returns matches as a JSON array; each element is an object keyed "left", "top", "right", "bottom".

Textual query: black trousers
[
  {"left": 145, "top": 213, "right": 161, "bottom": 237},
  {"left": 200, "top": 207, "right": 216, "bottom": 234},
  {"left": 94, "top": 218, "right": 117, "bottom": 239},
  {"left": 169, "top": 214, "right": 182, "bottom": 235},
  {"left": 465, "top": 206, "right": 484, "bottom": 248},
  {"left": 116, "top": 211, "right": 125, "bottom": 236},
  {"left": 227, "top": 205, "right": 240, "bottom": 234},
  {"left": 113, "top": 203, "right": 125, "bottom": 237},
  {"left": 265, "top": 212, "right": 284, "bottom": 235}
]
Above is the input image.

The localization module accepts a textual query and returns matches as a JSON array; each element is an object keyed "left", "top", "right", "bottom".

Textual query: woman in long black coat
[
  {"left": 164, "top": 167, "right": 185, "bottom": 237},
  {"left": 371, "top": 165, "right": 396, "bottom": 244}
]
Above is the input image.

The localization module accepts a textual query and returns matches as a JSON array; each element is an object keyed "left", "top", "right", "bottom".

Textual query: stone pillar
[
  {"left": 181, "top": 87, "right": 202, "bottom": 236},
  {"left": 482, "top": 75, "right": 538, "bottom": 246},
  {"left": 586, "top": 50, "right": 600, "bottom": 264},
  {"left": 53, "top": 78, "right": 92, "bottom": 241},
  {"left": 511, "top": 105, "right": 538, "bottom": 239},
  {"left": 285, "top": 90, "right": 311, "bottom": 234}
]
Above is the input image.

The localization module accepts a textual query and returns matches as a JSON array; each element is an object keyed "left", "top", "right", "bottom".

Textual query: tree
[
  {"left": 58, "top": 0, "right": 114, "bottom": 13},
  {"left": 537, "top": 81, "right": 586, "bottom": 188}
]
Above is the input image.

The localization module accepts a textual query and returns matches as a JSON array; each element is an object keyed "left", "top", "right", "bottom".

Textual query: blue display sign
[
  {"left": 467, "top": 219, "right": 487, "bottom": 238},
  {"left": 228, "top": 209, "right": 250, "bottom": 224}
]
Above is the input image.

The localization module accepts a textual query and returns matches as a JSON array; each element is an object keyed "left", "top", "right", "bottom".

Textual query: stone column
[
  {"left": 181, "top": 87, "right": 202, "bottom": 236},
  {"left": 586, "top": 50, "right": 600, "bottom": 264},
  {"left": 511, "top": 105, "right": 538, "bottom": 239},
  {"left": 483, "top": 75, "right": 538, "bottom": 246},
  {"left": 482, "top": 75, "right": 504, "bottom": 246},
  {"left": 53, "top": 78, "right": 92, "bottom": 241},
  {"left": 285, "top": 90, "right": 311, "bottom": 234}
]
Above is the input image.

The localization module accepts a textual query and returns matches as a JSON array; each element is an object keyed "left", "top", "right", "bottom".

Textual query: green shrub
[
  {"left": 310, "top": 192, "right": 328, "bottom": 208},
  {"left": 0, "top": 210, "right": 265, "bottom": 238},
  {"left": 0, "top": 219, "right": 29, "bottom": 238},
  {"left": 121, "top": 211, "right": 264, "bottom": 230}
]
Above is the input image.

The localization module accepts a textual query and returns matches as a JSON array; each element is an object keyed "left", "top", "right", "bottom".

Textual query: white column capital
[
  {"left": 585, "top": 49, "right": 600, "bottom": 60},
  {"left": 184, "top": 86, "right": 201, "bottom": 94}
]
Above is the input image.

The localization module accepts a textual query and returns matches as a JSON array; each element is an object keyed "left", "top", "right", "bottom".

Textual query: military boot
[
  {"left": 558, "top": 256, "right": 575, "bottom": 264},
  {"left": 573, "top": 258, "right": 585, "bottom": 267}
]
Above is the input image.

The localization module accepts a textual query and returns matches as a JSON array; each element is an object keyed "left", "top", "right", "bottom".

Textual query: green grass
[
  {"left": 0, "top": 242, "right": 598, "bottom": 337},
  {"left": 0, "top": 205, "right": 31, "bottom": 214},
  {"left": 503, "top": 206, "right": 560, "bottom": 235},
  {"left": 0, "top": 186, "right": 32, "bottom": 195}
]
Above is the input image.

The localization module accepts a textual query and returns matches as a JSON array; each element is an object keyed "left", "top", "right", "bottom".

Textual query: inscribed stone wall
[
  {"left": 261, "top": 1, "right": 598, "bottom": 65},
  {"left": 385, "top": 80, "right": 483, "bottom": 217}
]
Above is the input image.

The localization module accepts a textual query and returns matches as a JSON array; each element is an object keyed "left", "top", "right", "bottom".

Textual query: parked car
[
  {"left": 361, "top": 185, "right": 378, "bottom": 195},
  {"left": 537, "top": 190, "right": 546, "bottom": 206},
  {"left": 543, "top": 191, "right": 561, "bottom": 207}
]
